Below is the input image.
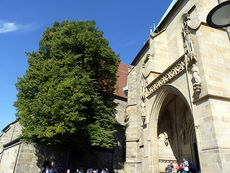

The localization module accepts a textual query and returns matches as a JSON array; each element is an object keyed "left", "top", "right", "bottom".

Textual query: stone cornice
[
  {"left": 126, "top": 103, "right": 137, "bottom": 107},
  {"left": 125, "top": 161, "right": 142, "bottom": 164},
  {"left": 146, "top": 54, "right": 186, "bottom": 98},
  {"left": 200, "top": 22, "right": 226, "bottom": 32},
  {"left": 193, "top": 94, "right": 230, "bottom": 103},
  {"left": 150, "top": 28, "right": 166, "bottom": 39},
  {"left": 144, "top": 70, "right": 161, "bottom": 79},
  {"left": 159, "top": 159, "right": 177, "bottom": 163},
  {"left": 126, "top": 139, "right": 139, "bottom": 142}
]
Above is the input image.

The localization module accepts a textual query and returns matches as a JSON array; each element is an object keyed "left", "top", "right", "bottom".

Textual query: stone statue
[
  {"left": 191, "top": 64, "right": 201, "bottom": 95},
  {"left": 182, "top": 12, "right": 201, "bottom": 98},
  {"left": 140, "top": 63, "right": 148, "bottom": 101},
  {"left": 158, "top": 132, "right": 169, "bottom": 147},
  {"left": 140, "top": 63, "right": 147, "bottom": 122},
  {"left": 182, "top": 13, "right": 193, "bottom": 55},
  {"left": 163, "top": 132, "right": 169, "bottom": 146}
]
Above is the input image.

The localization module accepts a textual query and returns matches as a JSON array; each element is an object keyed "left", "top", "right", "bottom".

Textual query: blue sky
[{"left": 0, "top": 0, "right": 172, "bottom": 131}]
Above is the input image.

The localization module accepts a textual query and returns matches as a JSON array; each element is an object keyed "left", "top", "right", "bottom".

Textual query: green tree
[{"left": 14, "top": 20, "right": 120, "bottom": 149}]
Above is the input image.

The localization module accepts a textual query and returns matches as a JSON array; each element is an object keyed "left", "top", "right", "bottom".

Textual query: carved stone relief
[
  {"left": 140, "top": 64, "right": 148, "bottom": 121},
  {"left": 163, "top": 132, "right": 169, "bottom": 146},
  {"left": 191, "top": 64, "right": 201, "bottom": 96},
  {"left": 182, "top": 12, "right": 201, "bottom": 98},
  {"left": 146, "top": 56, "right": 188, "bottom": 97},
  {"left": 145, "top": 12, "right": 201, "bottom": 98},
  {"left": 186, "top": 5, "right": 201, "bottom": 30},
  {"left": 124, "top": 111, "right": 129, "bottom": 127},
  {"left": 140, "top": 64, "right": 147, "bottom": 101}
]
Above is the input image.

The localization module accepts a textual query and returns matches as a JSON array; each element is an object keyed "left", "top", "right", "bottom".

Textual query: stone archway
[
  {"left": 157, "top": 94, "right": 200, "bottom": 172},
  {"left": 148, "top": 85, "right": 200, "bottom": 173}
]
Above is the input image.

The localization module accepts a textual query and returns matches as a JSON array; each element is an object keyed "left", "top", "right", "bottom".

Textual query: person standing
[
  {"left": 50, "top": 167, "right": 55, "bottom": 173},
  {"left": 40, "top": 167, "right": 45, "bottom": 173},
  {"left": 45, "top": 166, "right": 50, "bottom": 173},
  {"left": 80, "top": 168, "right": 84, "bottom": 173},
  {"left": 165, "top": 162, "right": 174, "bottom": 173},
  {"left": 182, "top": 158, "right": 189, "bottom": 173}
]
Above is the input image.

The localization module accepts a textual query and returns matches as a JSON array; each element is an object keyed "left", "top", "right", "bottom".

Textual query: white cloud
[
  {"left": 0, "top": 20, "right": 38, "bottom": 34},
  {"left": 0, "top": 21, "right": 19, "bottom": 34}
]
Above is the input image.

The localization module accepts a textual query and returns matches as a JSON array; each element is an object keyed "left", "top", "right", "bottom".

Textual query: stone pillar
[
  {"left": 124, "top": 62, "right": 143, "bottom": 173},
  {"left": 194, "top": 17, "right": 230, "bottom": 172}
]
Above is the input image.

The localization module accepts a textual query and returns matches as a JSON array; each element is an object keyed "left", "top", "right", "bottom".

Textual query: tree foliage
[{"left": 14, "top": 20, "right": 120, "bottom": 149}]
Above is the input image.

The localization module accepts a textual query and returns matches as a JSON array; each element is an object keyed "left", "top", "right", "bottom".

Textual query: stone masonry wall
[{"left": 125, "top": 0, "right": 230, "bottom": 172}]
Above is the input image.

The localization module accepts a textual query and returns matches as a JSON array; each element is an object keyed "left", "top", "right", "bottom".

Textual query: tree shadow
[{"left": 35, "top": 144, "right": 67, "bottom": 170}]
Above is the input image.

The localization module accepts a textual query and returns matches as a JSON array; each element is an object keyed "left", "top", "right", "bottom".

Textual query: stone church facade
[
  {"left": 124, "top": 0, "right": 230, "bottom": 173},
  {"left": 1, "top": 0, "right": 230, "bottom": 173}
]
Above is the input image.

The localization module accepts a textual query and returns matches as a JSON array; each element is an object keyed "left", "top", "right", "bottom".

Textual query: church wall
[
  {"left": 114, "top": 98, "right": 127, "bottom": 126},
  {"left": 0, "top": 144, "right": 20, "bottom": 173},
  {"left": 197, "top": 0, "right": 219, "bottom": 23},
  {"left": 160, "top": 0, "right": 196, "bottom": 62},
  {"left": 209, "top": 99, "right": 230, "bottom": 148},
  {"left": 200, "top": 98, "right": 230, "bottom": 172},
  {"left": 154, "top": 0, "right": 220, "bottom": 67},
  {"left": 125, "top": 0, "right": 230, "bottom": 172},
  {"left": 15, "top": 144, "right": 44, "bottom": 173},
  {"left": 0, "top": 96, "right": 127, "bottom": 173},
  {"left": 113, "top": 98, "right": 127, "bottom": 173},
  {"left": 148, "top": 30, "right": 170, "bottom": 74},
  {"left": 125, "top": 49, "right": 148, "bottom": 172},
  {"left": 193, "top": 5, "right": 230, "bottom": 172},
  {"left": 185, "top": 2, "right": 230, "bottom": 171},
  {"left": 194, "top": 98, "right": 230, "bottom": 172},
  {"left": 0, "top": 123, "right": 125, "bottom": 173},
  {"left": 0, "top": 122, "right": 21, "bottom": 150},
  {"left": 195, "top": 24, "right": 230, "bottom": 98}
]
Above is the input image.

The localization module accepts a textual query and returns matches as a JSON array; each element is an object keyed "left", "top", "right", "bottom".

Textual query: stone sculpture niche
[{"left": 182, "top": 12, "right": 201, "bottom": 99}]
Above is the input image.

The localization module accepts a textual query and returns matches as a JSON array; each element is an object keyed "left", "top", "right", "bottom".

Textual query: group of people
[
  {"left": 40, "top": 167, "right": 109, "bottom": 173},
  {"left": 165, "top": 158, "right": 197, "bottom": 173}
]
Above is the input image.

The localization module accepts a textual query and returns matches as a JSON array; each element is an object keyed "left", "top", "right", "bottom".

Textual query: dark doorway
[{"left": 157, "top": 94, "right": 200, "bottom": 172}]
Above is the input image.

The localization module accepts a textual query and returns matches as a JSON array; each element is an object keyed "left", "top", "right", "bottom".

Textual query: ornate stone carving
[
  {"left": 158, "top": 132, "right": 170, "bottom": 147},
  {"left": 140, "top": 64, "right": 147, "bottom": 142},
  {"left": 124, "top": 112, "right": 130, "bottom": 126},
  {"left": 182, "top": 13, "right": 193, "bottom": 55},
  {"left": 163, "top": 132, "right": 169, "bottom": 146},
  {"left": 182, "top": 12, "right": 201, "bottom": 98},
  {"left": 159, "top": 159, "right": 177, "bottom": 164},
  {"left": 144, "top": 13, "right": 202, "bottom": 98},
  {"left": 146, "top": 55, "right": 187, "bottom": 97},
  {"left": 141, "top": 102, "right": 146, "bottom": 124},
  {"left": 182, "top": 12, "right": 198, "bottom": 65},
  {"left": 182, "top": 13, "right": 198, "bottom": 64},
  {"left": 186, "top": 5, "right": 201, "bottom": 30},
  {"left": 140, "top": 64, "right": 147, "bottom": 100},
  {"left": 140, "top": 64, "right": 148, "bottom": 122},
  {"left": 191, "top": 64, "right": 201, "bottom": 96}
]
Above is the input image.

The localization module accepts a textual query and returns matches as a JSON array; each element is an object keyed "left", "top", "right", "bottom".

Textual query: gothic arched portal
[
  {"left": 157, "top": 94, "right": 200, "bottom": 172},
  {"left": 148, "top": 85, "right": 200, "bottom": 173}
]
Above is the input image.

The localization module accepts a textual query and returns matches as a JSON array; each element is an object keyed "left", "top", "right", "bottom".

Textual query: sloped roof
[
  {"left": 114, "top": 62, "right": 130, "bottom": 99},
  {"left": 155, "top": 0, "right": 180, "bottom": 32},
  {"left": 131, "top": 0, "right": 182, "bottom": 66},
  {"left": 2, "top": 120, "right": 17, "bottom": 132}
]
